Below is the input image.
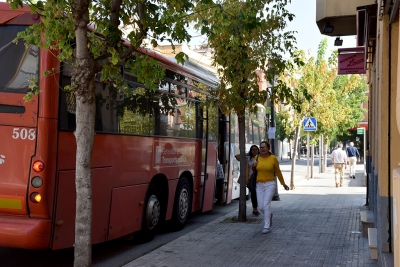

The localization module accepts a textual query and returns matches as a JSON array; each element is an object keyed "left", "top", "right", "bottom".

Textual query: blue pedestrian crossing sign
[{"left": 303, "top": 117, "right": 317, "bottom": 131}]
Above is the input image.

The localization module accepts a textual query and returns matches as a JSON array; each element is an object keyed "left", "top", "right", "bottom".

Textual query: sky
[
  {"left": 0, "top": 0, "right": 357, "bottom": 58},
  {"left": 285, "top": 0, "right": 356, "bottom": 58},
  {"left": 188, "top": 0, "right": 357, "bottom": 59}
]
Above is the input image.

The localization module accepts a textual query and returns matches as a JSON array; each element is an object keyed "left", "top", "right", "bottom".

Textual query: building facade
[{"left": 316, "top": 0, "right": 400, "bottom": 266}]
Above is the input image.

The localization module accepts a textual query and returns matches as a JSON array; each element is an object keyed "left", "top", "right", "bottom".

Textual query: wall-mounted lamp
[
  {"left": 334, "top": 37, "right": 343, "bottom": 46},
  {"left": 323, "top": 22, "right": 334, "bottom": 33}
]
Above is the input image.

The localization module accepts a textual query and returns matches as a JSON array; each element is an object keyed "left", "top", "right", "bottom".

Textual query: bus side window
[
  {"left": 151, "top": 93, "right": 168, "bottom": 136},
  {"left": 177, "top": 100, "right": 197, "bottom": 138},
  {"left": 59, "top": 74, "right": 76, "bottom": 131},
  {"left": 207, "top": 100, "right": 218, "bottom": 141},
  {"left": 118, "top": 86, "right": 153, "bottom": 135},
  {"left": 166, "top": 97, "right": 197, "bottom": 138},
  {"left": 95, "top": 82, "right": 120, "bottom": 133}
]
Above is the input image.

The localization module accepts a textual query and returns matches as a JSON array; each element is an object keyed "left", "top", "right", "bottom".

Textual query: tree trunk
[
  {"left": 74, "top": 92, "right": 95, "bottom": 267},
  {"left": 290, "top": 125, "right": 300, "bottom": 190},
  {"left": 72, "top": 3, "right": 96, "bottom": 265},
  {"left": 237, "top": 114, "right": 247, "bottom": 222},
  {"left": 310, "top": 144, "right": 315, "bottom": 178},
  {"left": 322, "top": 136, "right": 328, "bottom": 173},
  {"left": 297, "top": 138, "right": 301, "bottom": 159}
]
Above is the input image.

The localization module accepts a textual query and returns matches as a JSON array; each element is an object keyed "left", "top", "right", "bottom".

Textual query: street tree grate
[{"left": 220, "top": 216, "right": 263, "bottom": 224}]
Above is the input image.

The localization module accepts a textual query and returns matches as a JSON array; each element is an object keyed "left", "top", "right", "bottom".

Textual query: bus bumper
[{"left": 0, "top": 216, "right": 52, "bottom": 249}]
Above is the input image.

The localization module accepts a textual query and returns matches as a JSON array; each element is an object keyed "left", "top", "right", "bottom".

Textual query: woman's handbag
[
  {"left": 246, "top": 155, "right": 258, "bottom": 191},
  {"left": 247, "top": 170, "right": 257, "bottom": 191},
  {"left": 236, "top": 156, "right": 250, "bottom": 184}
]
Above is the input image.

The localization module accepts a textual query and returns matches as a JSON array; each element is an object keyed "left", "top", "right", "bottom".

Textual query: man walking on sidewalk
[
  {"left": 346, "top": 142, "right": 360, "bottom": 179},
  {"left": 331, "top": 144, "right": 347, "bottom": 187}
]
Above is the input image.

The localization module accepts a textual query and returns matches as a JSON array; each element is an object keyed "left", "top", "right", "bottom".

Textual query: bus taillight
[
  {"left": 33, "top": 161, "right": 44, "bottom": 172},
  {"left": 31, "top": 177, "right": 43, "bottom": 188},
  {"left": 30, "top": 192, "right": 42, "bottom": 203}
]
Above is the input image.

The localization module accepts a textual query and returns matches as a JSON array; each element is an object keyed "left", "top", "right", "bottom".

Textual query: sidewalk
[{"left": 123, "top": 159, "right": 376, "bottom": 267}]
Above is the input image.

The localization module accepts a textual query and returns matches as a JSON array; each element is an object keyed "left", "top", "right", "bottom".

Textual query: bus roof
[
  {"left": 133, "top": 47, "right": 219, "bottom": 90},
  {"left": 0, "top": 2, "right": 39, "bottom": 25},
  {"left": 0, "top": 2, "right": 219, "bottom": 90}
]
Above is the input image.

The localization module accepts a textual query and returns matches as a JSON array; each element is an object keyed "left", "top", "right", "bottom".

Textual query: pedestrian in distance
[
  {"left": 235, "top": 145, "right": 260, "bottom": 216},
  {"left": 331, "top": 143, "right": 347, "bottom": 187},
  {"left": 252, "top": 141, "right": 289, "bottom": 234},
  {"left": 346, "top": 142, "right": 360, "bottom": 179},
  {"left": 214, "top": 158, "right": 225, "bottom": 204},
  {"left": 216, "top": 158, "right": 224, "bottom": 180}
]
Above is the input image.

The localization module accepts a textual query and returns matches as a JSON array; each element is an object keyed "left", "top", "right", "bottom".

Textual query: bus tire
[
  {"left": 135, "top": 184, "right": 162, "bottom": 243},
  {"left": 171, "top": 177, "right": 191, "bottom": 231}
]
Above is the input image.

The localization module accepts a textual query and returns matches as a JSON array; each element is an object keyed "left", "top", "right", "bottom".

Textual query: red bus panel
[
  {"left": 0, "top": 124, "right": 36, "bottom": 215},
  {"left": 108, "top": 185, "right": 147, "bottom": 240},
  {"left": 0, "top": 217, "right": 51, "bottom": 249},
  {"left": 52, "top": 169, "right": 113, "bottom": 250},
  {"left": 202, "top": 142, "right": 217, "bottom": 212},
  {"left": 0, "top": 3, "right": 37, "bottom": 26},
  {"left": 0, "top": 93, "right": 38, "bottom": 127}
]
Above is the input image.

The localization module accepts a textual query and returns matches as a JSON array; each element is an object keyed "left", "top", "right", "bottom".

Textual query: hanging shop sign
[{"left": 338, "top": 47, "right": 366, "bottom": 75}]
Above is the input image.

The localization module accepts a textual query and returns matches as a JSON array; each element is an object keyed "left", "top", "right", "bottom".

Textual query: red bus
[{"left": 0, "top": 2, "right": 227, "bottom": 250}]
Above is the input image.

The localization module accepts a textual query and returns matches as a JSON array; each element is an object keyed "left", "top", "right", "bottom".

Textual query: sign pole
[
  {"left": 303, "top": 117, "right": 317, "bottom": 179},
  {"left": 319, "top": 135, "right": 322, "bottom": 173},
  {"left": 362, "top": 127, "right": 366, "bottom": 164},
  {"left": 306, "top": 132, "right": 310, "bottom": 180},
  {"left": 357, "top": 127, "right": 366, "bottom": 164}
]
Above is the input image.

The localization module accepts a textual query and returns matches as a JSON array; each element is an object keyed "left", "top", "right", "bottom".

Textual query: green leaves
[
  {"left": 23, "top": 78, "right": 41, "bottom": 102},
  {"left": 127, "top": 54, "right": 165, "bottom": 91},
  {"left": 286, "top": 39, "right": 368, "bottom": 142},
  {"left": 8, "top": 0, "right": 23, "bottom": 10},
  {"left": 8, "top": 0, "right": 198, "bottom": 103},
  {"left": 175, "top": 51, "right": 188, "bottom": 65},
  {"left": 191, "top": 0, "right": 301, "bottom": 119}
]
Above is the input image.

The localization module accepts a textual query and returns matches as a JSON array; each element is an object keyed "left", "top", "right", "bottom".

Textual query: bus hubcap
[
  {"left": 146, "top": 195, "right": 160, "bottom": 229},
  {"left": 178, "top": 188, "right": 189, "bottom": 219}
]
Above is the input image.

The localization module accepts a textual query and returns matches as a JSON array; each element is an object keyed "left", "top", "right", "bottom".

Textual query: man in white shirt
[{"left": 331, "top": 144, "right": 347, "bottom": 187}]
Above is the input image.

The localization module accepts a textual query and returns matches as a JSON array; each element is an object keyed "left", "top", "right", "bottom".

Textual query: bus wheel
[
  {"left": 145, "top": 194, "right": 161, "bottom": 231},
  {"left": 171, "top": 177, "right": 191, "bottom": 231},
  {"left": 136, "top": 185, "right": 161, "bottom": 242}
]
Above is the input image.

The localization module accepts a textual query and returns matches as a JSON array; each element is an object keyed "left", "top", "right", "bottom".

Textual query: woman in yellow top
[
  {"left": 235, "top": 145, "right": 260, "bottom": 216},
  {"left": 253, "top": 141, "right": 289, "bottom": 234}
]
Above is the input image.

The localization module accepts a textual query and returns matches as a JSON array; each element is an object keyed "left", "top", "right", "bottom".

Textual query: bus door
[
  {"left": 218, "top": 111, "right": 233, "bottom": 205},
  {"left": 199, "top": 110, "right": 211, "bottom": 212},
  {"left": 200, "top": 100, "right": 219, "bottom": 213}
]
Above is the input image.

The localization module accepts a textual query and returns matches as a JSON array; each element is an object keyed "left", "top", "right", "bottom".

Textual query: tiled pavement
[{"left": 123, "top": 158, "right": 377, "bottom": 267}]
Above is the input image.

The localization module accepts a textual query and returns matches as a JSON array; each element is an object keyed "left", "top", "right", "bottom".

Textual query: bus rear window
[{"left": 0, "top": 25, "right": 39, "bottom": 94}]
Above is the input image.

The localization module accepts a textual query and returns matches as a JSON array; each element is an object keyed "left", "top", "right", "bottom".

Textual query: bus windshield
[{"left": 0, "top": 25, "right": 39, "bottom": 94}]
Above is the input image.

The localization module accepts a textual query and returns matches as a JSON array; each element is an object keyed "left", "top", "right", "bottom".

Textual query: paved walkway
[{"left": 123, "top": 158, "right": 377, "bottom": 267}]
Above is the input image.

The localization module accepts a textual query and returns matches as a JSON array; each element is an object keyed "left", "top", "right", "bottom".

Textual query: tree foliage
[
  {"left": 275, "top": 108, "right": 294, "bottom": 142},
  {"left": 298, "top": 39, "right": 367, "bottom": 141},
  {"left": 191, "top": 0, "right": 300, "bottom": 221},
  {"left": 281, "top": 39, "right": 367, "bottom": 186},
  {"left": 192, "top": 0, "right": 300, "bottom": 116},
  {"left": 8, "top": 0, "right": 195, "bottom": 265},
  {"left": 278, "top": 49, "right": 309, "bottom": 189}
]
